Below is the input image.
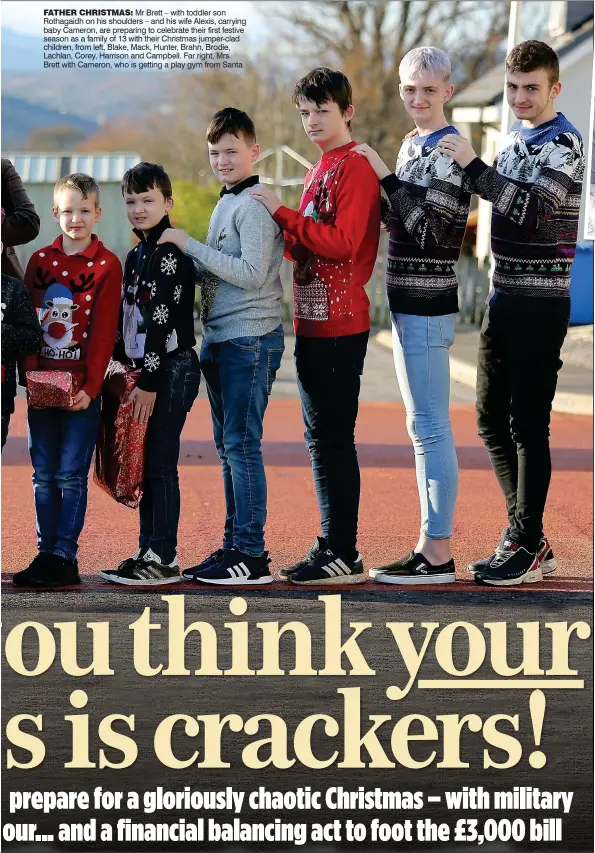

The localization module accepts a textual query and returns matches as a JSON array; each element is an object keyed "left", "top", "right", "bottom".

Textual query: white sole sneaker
[
  {"left": 290, "top": 573, "right": 366, "bottom": 586},
  {"left": 368, "top": 566, "right": 384, "bottom": 579},
  {"left": 192, "top": 575, "right": 274, "bottom": 585},
  {"left": 477, "top": 562, "right": 543, "bottom": 586},
  {"left": 374, "top": 571, "right": 456, "bottom": 585},
  {"left": 470, "top": 554, "right": 556, "bottom": 577},
  {"left": 99, "top": 573, "right": 182, "bottom": 586}
]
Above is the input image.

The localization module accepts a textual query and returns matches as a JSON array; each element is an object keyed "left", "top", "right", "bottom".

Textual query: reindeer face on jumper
[{"left": 39, "top": 283, "right": 80, "bottom": 350}]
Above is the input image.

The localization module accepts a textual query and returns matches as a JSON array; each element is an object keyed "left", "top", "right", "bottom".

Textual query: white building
[
  {"left": 4, "top": 152, "right": 141, "bottom": 269},
  {"left": 450, "top": 1, "right": 593, "bottom": 267}
]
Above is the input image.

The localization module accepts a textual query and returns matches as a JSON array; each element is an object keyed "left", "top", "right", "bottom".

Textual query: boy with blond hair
[
  {"left": 15, "top": 174, "right": 122, "bottom": 588},
  {"left": 354, "top": 46, "right": 472, "bottom": 585}
]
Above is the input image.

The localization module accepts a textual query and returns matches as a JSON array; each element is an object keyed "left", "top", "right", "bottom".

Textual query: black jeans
[
  {"left": 295, "top": 331, "right": 369, "bottom": 559},
  {"left": 476, "top": 293, "right": 569, "bottom": 551},
  {"left": 139, "top": 349, "right": 201, "bottom": 563}
]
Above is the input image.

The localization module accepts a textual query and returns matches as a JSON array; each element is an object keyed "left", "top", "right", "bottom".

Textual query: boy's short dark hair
[
  {"left": 506, "top": 40, "right": 560, "bottom": 86},
  {"left": 54, "top": 173, "right": 100, "bottom": 206},
  {"left": 293, "top": 67, "right": 353, "bottom": 129},
  {"left": 206, "top": 108, "right": 256, "bottom": 145},
  {"left": 121, "top": 162, "right": 172, "bottom": 200}
]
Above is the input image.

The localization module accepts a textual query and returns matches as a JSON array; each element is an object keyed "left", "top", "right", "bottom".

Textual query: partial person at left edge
[
  {"left": 1, "top": 210, "right": 43, "bottom": 450},
  {"left": 13, "top": 174, "right": 122, "bottom": 589},
  {"left": 1, "top": 158, "right": 41, "bottom": 280}
]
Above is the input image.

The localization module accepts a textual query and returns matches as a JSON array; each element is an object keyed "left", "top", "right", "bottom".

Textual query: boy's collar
[
  {"left": 50, "top": 233, "right": 99, "bottom": 258},
  {"left": 219, "top": 174, "right": 259, "bottom": 197},
  {"left": 320, "top": 140, "right": 356, "bottom": 158},
  {"left": 133, "top": 214, "right": 172, "bottom": 244}
]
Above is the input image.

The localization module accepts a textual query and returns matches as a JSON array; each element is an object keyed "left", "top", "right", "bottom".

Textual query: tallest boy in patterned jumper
[
  {"left": 439, "top": 41, "right": 585, "bottom": 586},
  {"left": 251, "top": 68, "right": 381, "bottom": 585},
  {"left": 353, "top": 47, "right": 472, "bottom": 586}
]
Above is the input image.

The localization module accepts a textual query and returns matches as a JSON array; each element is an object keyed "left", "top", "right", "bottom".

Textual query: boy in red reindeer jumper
[
  {"left": 15, "top": 173, "right": 122, "bottom": 588},
  {"left": 250, "top": 68, "right": 381, "bottom": 584}
]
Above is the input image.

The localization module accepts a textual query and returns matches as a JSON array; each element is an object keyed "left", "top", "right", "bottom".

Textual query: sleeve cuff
[
  {"left": 272, "top": 205, "right": 299, "bottom": 231},
  {"left": 81, "top": 383, "right": 99, "bottom": 400},
  {"left": 463, "top": 157, "right": 489, "bottom": 182},
  {"left": 135, "top": 371, "right": 158, "bottom": 393},
  {"left": 380, "top": 173, "right": 400, "bottom": 196}
]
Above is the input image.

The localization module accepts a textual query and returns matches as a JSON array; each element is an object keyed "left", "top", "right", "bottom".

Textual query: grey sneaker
[{"left": 100, "top": 549, "right": 180, "bottom": 586}]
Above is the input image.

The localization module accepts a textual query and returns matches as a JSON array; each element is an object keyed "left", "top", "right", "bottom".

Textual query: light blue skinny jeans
[{"left": 391, "top": 312, "right": 458, "bottom": 539}]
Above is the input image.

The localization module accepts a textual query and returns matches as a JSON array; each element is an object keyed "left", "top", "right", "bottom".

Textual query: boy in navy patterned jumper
[
  {"left": 354, "top": 47, "right": 472, "bottom": 585},
  {"left": 440, "top": 41, "right": 584, "bottom": 585}
]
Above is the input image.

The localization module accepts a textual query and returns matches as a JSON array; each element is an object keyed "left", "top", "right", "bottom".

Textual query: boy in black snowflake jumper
[{"left": 100, "top": 163, "right": 200, "bottom": 586}]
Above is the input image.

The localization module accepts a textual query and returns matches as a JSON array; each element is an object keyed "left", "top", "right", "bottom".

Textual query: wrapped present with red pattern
[
  {"left": 94, "top": 361, "right": 148, "bottom": 509},
  {"left": 26, "top": 370, "right": 80, "bottom": 409}
]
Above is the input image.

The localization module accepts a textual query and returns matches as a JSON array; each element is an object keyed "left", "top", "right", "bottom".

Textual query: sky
[{"left": 1, "top": 0, "right": 265, "bottom": 35}]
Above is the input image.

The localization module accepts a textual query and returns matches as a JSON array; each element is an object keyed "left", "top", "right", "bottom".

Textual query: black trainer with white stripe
[
  {"left": 182, "top": 548, "right": 228, "bottom": 580},
  {"left": 99, "top": 549, "right": 181, "bottom": 586},
  {"left": 191, "top": 549, "right": 273, "bottom": 585},
  {"left": 289, "top": 549, "right": 365, "bottom": 585}
]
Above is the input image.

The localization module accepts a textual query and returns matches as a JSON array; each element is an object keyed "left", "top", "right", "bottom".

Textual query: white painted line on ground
[{"left": 374, "top": 331, "right": 594, "bottom": 416}]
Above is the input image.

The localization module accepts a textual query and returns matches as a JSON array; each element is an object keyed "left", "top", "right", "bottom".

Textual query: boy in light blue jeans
[{"left": 354, "top": 46, "right": 472, "bottom": 584}]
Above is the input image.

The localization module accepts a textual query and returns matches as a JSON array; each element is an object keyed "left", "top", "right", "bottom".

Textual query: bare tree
[{"left": 265, "top": 0, "right": 509, "bottom": 156}]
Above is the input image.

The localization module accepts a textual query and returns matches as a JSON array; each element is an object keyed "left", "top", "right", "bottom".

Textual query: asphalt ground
[{"left": 1, "top": 338, "right": 592, "bottom": 597}]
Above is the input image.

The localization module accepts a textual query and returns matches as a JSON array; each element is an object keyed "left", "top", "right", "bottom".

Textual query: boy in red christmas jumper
[
  {"left": 250, "top": 67, "right": 381, "bottom": 584},
  {"left": 14, "top": 174, "right": 122, "bottom": 588}
]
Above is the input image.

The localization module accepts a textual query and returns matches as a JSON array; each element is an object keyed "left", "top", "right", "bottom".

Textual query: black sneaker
[
  {"left": 101, "top": 549, "right": 181, "bottom": 586},
  {"left": 98, "top": 549, "right": 145, "bottom": 581},
  {"left": 12, "top": 552, "right": 53, "bottom": 586},
  {"left": 290, "top": 549, "right": 365, "bottom": 585},
  {"left": 182, "top": 548, "right": 228, "bottom": 580},
  {"left": 474, "top": 543, "right": 541, "bottom": 586},
  {"left": 26, "top": 554, "right": 81, "bottom": 589},
  {"left": 468, "top": 526, "right": 513, "bottom": 575},
  {"left": 279, "top": 536, "right": 327, "bottom": 580},
  {"left": 373, "top": 550, "right": 455, "bottom": 585},
  {"left": 192, "top": 549, "right": 273, "bottom": 585}
]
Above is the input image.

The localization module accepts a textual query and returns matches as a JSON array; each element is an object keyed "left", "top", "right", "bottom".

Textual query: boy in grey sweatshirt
[{"left": 160, "top": 108, "right": 284, "bottom": 584}]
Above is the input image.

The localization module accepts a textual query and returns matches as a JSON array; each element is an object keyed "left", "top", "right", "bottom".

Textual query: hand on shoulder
[
  {"left": 157, "top": 228, "right": 190, "bottom": 250},
  {"left": 351, "top": 144, "right": 391, "bottom": 181},
  {"left": 248, "top": 184, "right": 282, "bottom": 215}
]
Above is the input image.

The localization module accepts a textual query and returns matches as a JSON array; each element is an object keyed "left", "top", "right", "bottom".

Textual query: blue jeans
[
  {"left": 28, "top": 397, "right": 102, "bottom": 561},
  {"left": 391, "top": 313, "right": 458, "bottom": 539},
  {"left": 139, "top": 349, "right": 201, "bottom": 563},
  {"left": 200, "top": 326, "right": 284, "bottom": 556}
]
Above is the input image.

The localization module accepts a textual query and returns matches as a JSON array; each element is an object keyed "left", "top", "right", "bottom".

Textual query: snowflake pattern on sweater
[{"left": 112, "top": 215, "right": 196, "bottom": 392}]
